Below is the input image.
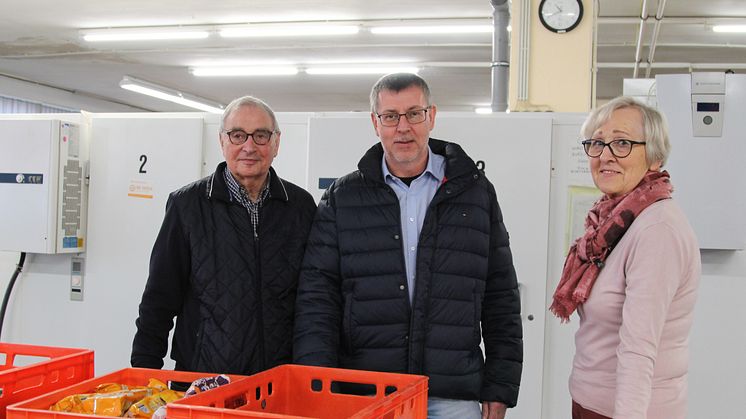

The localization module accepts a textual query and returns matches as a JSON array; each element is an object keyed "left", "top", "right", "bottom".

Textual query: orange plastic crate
[
  {"left": 6, "top": 368, "right": 245, "bottom": 419},
  {"left": 0, "top": 343, "right": 94, "bottom": 419},
  {"left": 167, "top": 365, "right": 428, "bottom": 419}
]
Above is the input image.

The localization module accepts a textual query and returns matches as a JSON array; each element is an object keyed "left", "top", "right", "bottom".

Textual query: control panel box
[
  {"left": 0, "top": 120, "right": 88, "bottom": 253},
  {"left": 690, "top": 72, "right": 726, "bottom": 137}
]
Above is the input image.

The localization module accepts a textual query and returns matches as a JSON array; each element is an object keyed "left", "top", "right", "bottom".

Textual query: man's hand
[{"left": 482, "top": 401, "right": 508, "bottom": 419}]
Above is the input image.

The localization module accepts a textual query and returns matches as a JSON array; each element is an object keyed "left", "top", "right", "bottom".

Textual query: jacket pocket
[
  {"left": 343, "top": 294, "right": 354, "bottom": 354},
  {"left": 190, "top": 321, "right": 206, "bottom": 370},
  {"left": 277, "top": 283, "right": 296, "bottom": 301},
  {"left": 474, "top": 295, "right": 483, "bottom": 347}
]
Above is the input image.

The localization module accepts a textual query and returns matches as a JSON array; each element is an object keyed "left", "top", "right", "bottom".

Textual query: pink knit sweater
[{"left": 569, "top": 199, "right": 701, "bottom": 419}]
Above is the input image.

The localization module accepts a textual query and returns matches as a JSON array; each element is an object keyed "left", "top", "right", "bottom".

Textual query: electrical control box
[
  {"left": 0, "top": 119, "right": 88, "bottom": 253},
  {"left": 690, "top": 72, "right": 725, "bottom": 137}
]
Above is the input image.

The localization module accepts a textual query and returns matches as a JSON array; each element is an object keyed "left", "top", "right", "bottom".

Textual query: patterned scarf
[{"left": 550, "top": 170, "right": 673, "bottom": 322}]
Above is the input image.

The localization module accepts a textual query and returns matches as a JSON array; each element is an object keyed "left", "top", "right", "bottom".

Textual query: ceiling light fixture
[
  {"left": 220, "top": 24, "right": 359, "bottom": 38},
  {"left": 304, "top": 66, "right": 420, "bottom": 75},
  {"left": 191, "top": 66, "right": 299, "bottom": 76},
  {"left": 370, "top": 25, "right": 493, "bottom": 35},
  {"left": 82, "top": 20, "right": 490, "bottom": 42},
  {"left": 712, "top": 25, "right": 746, "bottom": 33},
  {"left": 82, "top": 29, "right": 209, "bottom": 42},
  {"left": 119, "top": 76, "right": 224, "bottom": 113}
]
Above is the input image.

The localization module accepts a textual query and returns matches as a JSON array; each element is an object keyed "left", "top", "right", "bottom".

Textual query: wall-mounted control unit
[
  {"left": 690, "top": 72, "right": 725, "bottom": 137},
  {"left": 70, "top": 256, "right": 84, "bottom": 301},
  {"left": 0, "top": 120, "right": 88, "bottom": 253}
]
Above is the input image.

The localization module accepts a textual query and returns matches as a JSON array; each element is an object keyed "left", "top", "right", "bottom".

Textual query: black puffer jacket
[
  {"left": 294, "top": 139, "right": 522, "bottom": 405},
  {"left": 132, "top": 162, "right": 316, "bottom": 375}
]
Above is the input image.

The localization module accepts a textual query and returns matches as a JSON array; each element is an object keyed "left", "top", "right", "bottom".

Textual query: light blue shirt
[{"left": 382, "top": 147, "right": 446, "bottom": 302}]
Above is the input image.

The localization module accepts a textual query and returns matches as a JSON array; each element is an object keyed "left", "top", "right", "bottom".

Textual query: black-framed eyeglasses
[
  {"left": 376, "top": 107, "right": 431, "bottom": 127},
  {"left": 581, "top": 139, "right": 647, "bottom": 158},
  {"left": 222, "top": 129, "right": 275, "bottom": 146}
]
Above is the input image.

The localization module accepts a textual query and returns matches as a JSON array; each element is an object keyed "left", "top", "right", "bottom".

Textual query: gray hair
[
  {"left": 219, "top": 95, "right": 280, "bottom": 134},
  {"left": 581, "top": 96, "right": 670, "bottom": 166},
  {"left": 369, "top": 73, "right": 432, "bottom": 113}
]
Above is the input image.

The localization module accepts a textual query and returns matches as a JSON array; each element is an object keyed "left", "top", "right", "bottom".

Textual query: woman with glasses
[{"left": 550, "top": 96, "right": 701, "bottom": 419}]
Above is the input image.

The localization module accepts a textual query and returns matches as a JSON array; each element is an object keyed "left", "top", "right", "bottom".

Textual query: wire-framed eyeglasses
[
  {"left": 376, "top": 107, "right": 431, "bottom": 127},
  {"left": 581, "top": 139, "right": 647, "bottom": 158},
  {"left": 222, "top": 129, "right": 275, "bottom": 145}
]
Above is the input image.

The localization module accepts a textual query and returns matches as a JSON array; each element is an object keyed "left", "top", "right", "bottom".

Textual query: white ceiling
[{"left": 1, "top": 0, "right": 745, "bottom": 113}]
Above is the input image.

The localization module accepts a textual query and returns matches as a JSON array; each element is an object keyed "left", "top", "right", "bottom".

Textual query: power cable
[{"left": 0, "top": 252, "right": 26, "bottom": 342}]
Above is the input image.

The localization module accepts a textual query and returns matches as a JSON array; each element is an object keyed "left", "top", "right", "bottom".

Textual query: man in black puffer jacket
[
  {"left": 294, "top": 74, "right": 522, "bottom": 418},
  {"left": 131, "top": 96, "right": 316, "bottom": 376}
]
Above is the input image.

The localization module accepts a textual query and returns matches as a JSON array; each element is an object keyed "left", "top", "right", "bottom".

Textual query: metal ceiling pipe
[
  {"left": 599, "top": 62, "right": 746, "bottom": 69},
  {"left": 490, "top": 0, "right": 510, "bottom": 112},
  {"left": 517, "top": 0, "right": 531, "bottom": 102},
  {"left": 632, "top": 0, "right": 649, "bottom": 78},
  {"left": 602, "top": 42, "right": 746, "bottom": 49},
  {"left": 600, "top": 16, "right": 729, "bottom": 25},
  {"left": 645, "top": 0, "right": 668, "bottom": 78}
]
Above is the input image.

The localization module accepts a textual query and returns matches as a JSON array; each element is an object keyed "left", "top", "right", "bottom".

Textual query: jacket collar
[
  {"left": 208, "top": 162, "right": 289, "bottom": 203},
  {"left": 358, "top": 138, "right": 478, "bottom": 185}
]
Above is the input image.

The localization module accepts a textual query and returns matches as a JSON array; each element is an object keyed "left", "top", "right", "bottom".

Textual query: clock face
[{"left": 539, "top": 0, "right": 583, "bottom": 33}]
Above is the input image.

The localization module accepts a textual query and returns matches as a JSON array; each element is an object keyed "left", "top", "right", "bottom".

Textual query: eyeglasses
[
  {"left": 223, "top": 129, "right": 275, "bottom": 145},
  {"left": 581, "top": 139, "right": 647, "bottom": 158},
  {"left": 376, "top": 107, "right": 431, "bottom": 127}
]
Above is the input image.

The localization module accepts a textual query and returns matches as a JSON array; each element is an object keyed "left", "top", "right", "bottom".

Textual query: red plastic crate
[
  {"left": 167, "top": 365, "right": 428, "bottom": 419},
  {"left": 0, "top": 343, "right": 94, "bottom": 419},
  {"left": 6, "top": 368, "right": 245, "bottom": 419}
]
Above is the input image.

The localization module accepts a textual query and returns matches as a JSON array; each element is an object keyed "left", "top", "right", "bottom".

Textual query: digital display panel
[{"left": 697, "top": 102, "right": 720, "bottom": 112}]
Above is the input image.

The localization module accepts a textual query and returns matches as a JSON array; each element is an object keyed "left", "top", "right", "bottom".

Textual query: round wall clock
[{"left": 539, "top": 0, "right": 584, "bottom": 34}]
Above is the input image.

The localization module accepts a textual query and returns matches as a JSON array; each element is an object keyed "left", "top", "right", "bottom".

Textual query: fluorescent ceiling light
[
  {"left": 220, "top": 24, "right": 359, "bottom": 38},
  {"left": 371, "top": 25, "right": 493, "bottom": 35},
  {"left": 191, "top": 66, "right": 299, "bottom": 76},
  {"left": 475, "top": 106, "right": 509, "bottom": 114},
  {"left": 83, "top": 29, "right": 209, "bottom": 42},
  {"left": 305, "top": 66, "right": 420, "bottom": 75},
  {"left": 713, "top": 25, "right": 746, "bottom": 33},
  {"left": 306, "top": 58, "right": 417, "bottom": 65},
  {"left": 119, "top": 76, "right": 224, "bottom": 113}
]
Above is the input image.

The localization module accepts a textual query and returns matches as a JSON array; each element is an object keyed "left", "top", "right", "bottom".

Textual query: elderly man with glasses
[
  {"left": 131, "top": 96, "right": 316, "bottom": 378},
  {"left": 294, "top": 73, "right": 523, "bottom": 419}
]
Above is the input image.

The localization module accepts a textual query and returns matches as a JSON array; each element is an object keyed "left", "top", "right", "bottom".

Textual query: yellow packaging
[
  {"left": 124, "top": 390, "right": 184, "bottom": 418},
  {"left": 49, "top": 394, "right": 85, "bottom": 413},
  {"left": 95, "top": 383, "right": 126, "bottom": 393},
  {"left": 146, "top": 379, "right": 169, "bottom": 392},
  {"left": 94, "top": 380, "right": 167, "bottom": 394},
  {"left": 50, "top": 387, "right": 155, "bottom": 416},
  {"left": 49, "top": 378, "right": 184, "bottom": 417}
]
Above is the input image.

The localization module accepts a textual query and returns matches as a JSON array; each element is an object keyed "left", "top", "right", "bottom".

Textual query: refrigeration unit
[{"left": 0, "top": 119, "right": 88, "bottom": 253}]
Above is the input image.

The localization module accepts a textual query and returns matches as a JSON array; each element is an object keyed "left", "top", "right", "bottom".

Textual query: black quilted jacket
[
  {"left": 294, "top": 139, "right": 523, "bottom": 405},
  {"left": 131, "top": 162, "right": 316, "bottom": 375}
]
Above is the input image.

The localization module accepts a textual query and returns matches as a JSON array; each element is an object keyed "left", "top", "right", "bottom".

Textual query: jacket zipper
[
  {"left": 253, "top": 213, "right": 266, "bottom": 372},
  {"left": 383, "top": 185, "right": 416, "bottom": 372}
]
